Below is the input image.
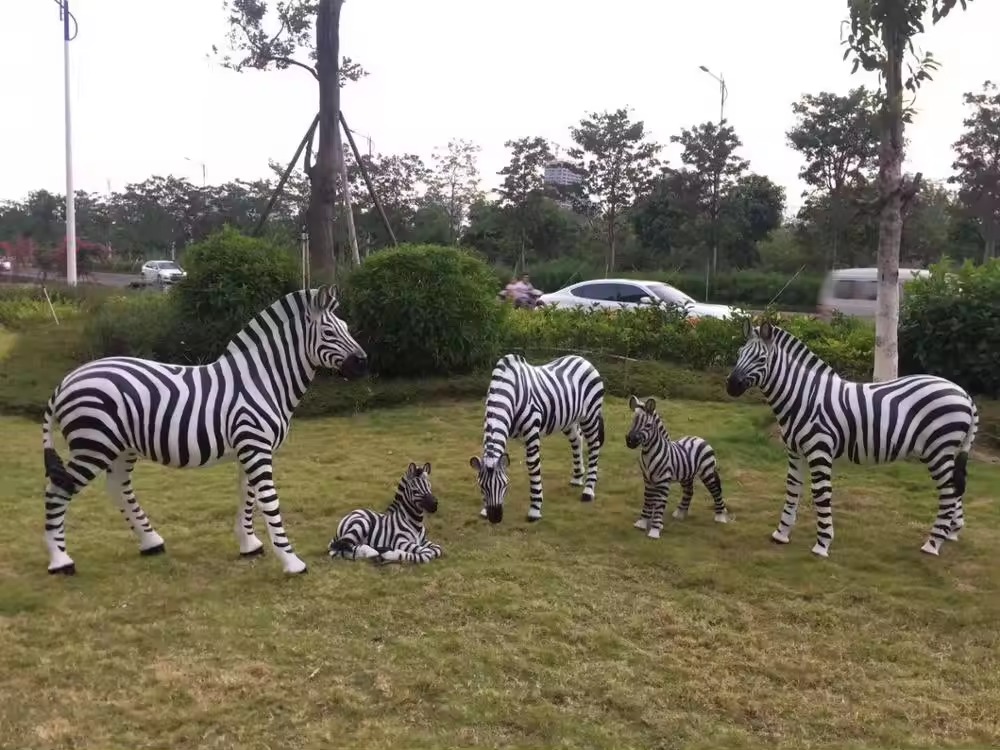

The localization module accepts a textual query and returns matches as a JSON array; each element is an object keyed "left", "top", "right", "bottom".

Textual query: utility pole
[
  {"left": 699, "top": 65, "right": 728, "bottom": 280},
  {"left": 59, "top": 1, "right": 79, "bottom": 285}
]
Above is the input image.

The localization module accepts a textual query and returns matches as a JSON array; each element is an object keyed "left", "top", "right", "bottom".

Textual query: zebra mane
[
  {"left": 766, "top": 325, "right": 840, "bottom": 381},
  {"left": 222, "top": 289, "right": 314, "bottom": 360}
]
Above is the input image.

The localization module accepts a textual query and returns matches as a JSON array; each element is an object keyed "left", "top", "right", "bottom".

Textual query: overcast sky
[{"left": 1, "top": 0, "right": 996, "bottom": 212}]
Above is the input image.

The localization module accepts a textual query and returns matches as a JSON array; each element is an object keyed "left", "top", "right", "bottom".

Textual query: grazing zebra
[
  {"left": 469, "top": 353, "right": 605, "bottom": 524},
  {"left": 726, "top": 319, "right": 978, "bottom": 558},
  {"left": 625, "top": 395, "right": 731, "bottom": 538},
  {"left": 328, "top": 461, "right": 442, "bottom": 564},
  {"left": 41, "top": 285, "right": 367, "bottom": 576}
]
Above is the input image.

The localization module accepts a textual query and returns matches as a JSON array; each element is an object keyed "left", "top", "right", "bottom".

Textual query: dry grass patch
[{"left": 1, "top": 398, "right": 999, "bottom": 750}]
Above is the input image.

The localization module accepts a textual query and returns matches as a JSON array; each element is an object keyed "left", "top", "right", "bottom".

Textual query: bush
[
  {"left": 0, "top": 286, "right": 81, "bottom": 329},
  {"left": 171, "top": 226, "right": 299, "bottom": 362},
  {"left": 341, "top": 244, "right": 507, "bottom": 378},
  {"left": 505, "top": 305, "right": 874, "bottom": 380},
  {"left": 84, "top": 292, "right": 182, "bottom": 362},
  {"left": 900, "top": 259, "right": 1000, "bottom": 397}
]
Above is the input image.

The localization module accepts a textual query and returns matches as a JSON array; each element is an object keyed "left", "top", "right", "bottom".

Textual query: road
[{"left": 2, "top": 267, "right": 140, "bottom": 288}]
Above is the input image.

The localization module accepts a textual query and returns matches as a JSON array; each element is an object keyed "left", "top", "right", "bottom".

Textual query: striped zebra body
[
  {"left": 328, "top": 462, "right": 442, "bottom": 565},
  {"left": 470, "top": 353, "right": 605, "bottom": 524},
  {"left": 625, "top": 396, "right": 731, "bottom": 539},
  {"left": 726, "top": 320, "right": 978, "bottom": 558},
  {"left": 41, "top": 285, "right": 367, "bottom": 576}
]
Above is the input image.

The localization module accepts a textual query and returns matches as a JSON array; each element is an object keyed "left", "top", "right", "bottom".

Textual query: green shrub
[
  {"left": 84, "top": 292, "right": 182, "bottom": 361},
  {"left": 171, "top": 226, "right": 299, "bottom": 362},
  {"left": 900, "top": 259, "right": 1000, "bottom": 397},
  {"left": 0, "top": 286, "right": 82, "bottom": 329},
  {"left": 341, "top": 244, "right": 507, "bottom": 378}
]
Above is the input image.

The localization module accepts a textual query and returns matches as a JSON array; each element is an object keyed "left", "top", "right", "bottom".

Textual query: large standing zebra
[
  {"left": 328, "top": 461, "right": 442, "bottom": 564},
  {"left": 625, "top": 395, "right": 731, "bottom": 538},
  {"left": 469, "top": 353, "right": 605, "bottom": 524},
  {"left": 725, "top": 319, "right": 978, "bottom": 558},
  {"left": 41, "top": 285, "right": 367, "bottom": 576}
]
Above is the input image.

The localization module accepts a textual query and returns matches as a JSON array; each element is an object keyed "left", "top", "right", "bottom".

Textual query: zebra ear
[
  {"left": 644, "top": 397, "right": 657, "bottom": 413},
  {"left": 628, "top": 395, "right": 640, "bottom": 410},
  {"left": 422, "top": 462, "right": 432, "bottom": 475},
  {"left": 316, "top": 284, "right": 339, "bottom": 312},
  {"left": 741, "top": 318, "right": 752, "bottom": 340},
  {"left": 758, "top": 321, "right": 774, "bottom": 342},
  {"left": 406, "top": 462, "right": 417, "bottom": 477},
  {"left": 469, "top": 456, "right": 482, "bottom": 472}
]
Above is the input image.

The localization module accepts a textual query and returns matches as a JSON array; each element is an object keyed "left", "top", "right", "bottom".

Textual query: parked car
[
  {"left": 537, "top": 278, "right": 737, "bottom": 320},
  {"left": 141, "top": 260, "right": 187, "bottom": 285},
  {"left": 0, "top": 257, "right": 11, "bottom": 273},
  {"left": 817, "top": 267, "right": 930, "bottom": 320}
]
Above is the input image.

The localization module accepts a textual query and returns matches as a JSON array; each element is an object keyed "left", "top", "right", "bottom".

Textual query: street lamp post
[
  {"left": 184, "top": 157, "right": 207, "bottom": 187},
  {"left": 58, "top": 1, "right": 79, "bottom": 286},
  {"left": 699, "top": 65, "right": 729, "bottom": 281}
]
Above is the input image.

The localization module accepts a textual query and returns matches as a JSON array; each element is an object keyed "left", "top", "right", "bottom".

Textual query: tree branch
[{"left": 270, "top": 56, "right": 319, "bottom": 80}]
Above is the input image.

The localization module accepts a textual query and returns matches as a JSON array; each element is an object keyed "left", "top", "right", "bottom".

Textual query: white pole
[{"left": 62, "top": 1, "right": 77, "bottom": 286}]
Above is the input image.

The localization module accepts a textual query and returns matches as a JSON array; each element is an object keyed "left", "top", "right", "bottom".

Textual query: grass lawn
[{"left": 2, "top": 397, "right": 1000, "bottom": 750}]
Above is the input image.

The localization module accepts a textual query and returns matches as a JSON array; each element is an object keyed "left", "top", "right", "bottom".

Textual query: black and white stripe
[
  {"left": 726, "top": 320, "right": 978, "bottom": 557},
  {"left": 469, "top": 353, "right": 605, "bottom": 524},
  {"left": 328, "top": 462, "right": 442, "bottom": 564},
  {"left": 41, "top": 285, "right": 367, "bottom": 576},
  {"left": 625, "top": 395, "right": 731, "bottom": 538}
]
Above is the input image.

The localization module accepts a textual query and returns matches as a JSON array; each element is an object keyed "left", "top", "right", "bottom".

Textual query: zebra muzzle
[
  {"left": 625, "top": 433, "right": 640, "bottom": 449},
  {"left": 419, "top": 494, "right": 439, "bottom": 513},
  {"left": 485, "top": 505, "right": 503, "bottom": 524},
  {"left": 339, "top": 351, "right": 369, "bottom": 380}
]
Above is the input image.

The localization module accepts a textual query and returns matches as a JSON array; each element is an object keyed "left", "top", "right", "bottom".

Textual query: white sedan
[{"left": 538, "top": 278, "right": 737, "bottom": 320}]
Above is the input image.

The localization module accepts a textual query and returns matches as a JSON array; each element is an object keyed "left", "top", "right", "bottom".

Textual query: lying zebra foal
[
  {"left": 625, "top": 395, "right": 732, "bottom": 538},
  {"left": 328, "top": 462, "right": 443, "bottom": 565}
]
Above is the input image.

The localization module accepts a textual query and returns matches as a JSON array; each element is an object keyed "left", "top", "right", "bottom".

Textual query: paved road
[{"left": 2, "top": 268, "right": 140, "bottom": 288}]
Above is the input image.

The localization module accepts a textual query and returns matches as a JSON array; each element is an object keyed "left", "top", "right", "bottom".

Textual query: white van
[{"left": 817, "top": 267, "right": 930, "bottom": 320}]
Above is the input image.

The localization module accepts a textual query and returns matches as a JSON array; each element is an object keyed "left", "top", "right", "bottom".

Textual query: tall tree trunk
[
  {"left": 606, "top": 208, "right": 616, "bottom": 275},
  {"left": 337, "top": 126, "right": 361, "bottom": 266},
  {"left": 984, "top": 235, "right": 996, "bottom": 263},
  {"left": 873, "top": 24, "right": 905, "bottom": 382},
  {"left": 310, "top": 0, "right": 343, "bottom": 281}
]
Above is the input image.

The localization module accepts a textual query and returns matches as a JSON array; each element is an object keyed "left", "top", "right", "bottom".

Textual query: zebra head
[
  {"left": 726, "top": 319, "right": 774, "bottom": 397},
  {"left": 308, "top": 285, "right": 368, "bottom": 380},
  {"left": 468, "top": 452, "right": 510, "bottom": 524},
  {"left": 400, "top": 461, "right": 438, "bottom": 514},
  {"left": 625, "top": 395, "right": 661, "bottom": 449}
]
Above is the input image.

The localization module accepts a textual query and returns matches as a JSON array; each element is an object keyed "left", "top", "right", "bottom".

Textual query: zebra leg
[
  {"left": 44, "top": 452, "right": 109, "bottom": 575},
  {"left": 564, "top": 423, "right": 585, "bottom": 486},
  {"left": 949, "top": 497, "right": 965, "bottom": 541},
  {"left": 234, "top": 466, "right": 264, "bottom": 557},
  {"left": 645, "top": 482, "right": 670, "bottom": 539},
  {"left": 807, "top": 453, "right": 835, "bottom": 558},
  {"left": 672, "top": 480, "right": 695, "bottom": 520},
  {"left": 239, "top": 449, "right": 307, "bottom": 574},
  {"left": 634, "top": 493, "right": 654, "bottom": 530},
  {"left": 772, "top": 452, "right": 806, "bottom": 544},
  {"left": 524, "top": 429, "right": 545, "bottom": 521},
  {"left": 375, "top": 541, "right": 443, "bottom": 564},
  {"left": 329, "top": 540, "right": 380, "bottom": 560},
  {"left": 921, "top": 457, "right": 962, "bottom": 556},
  {"left": 702, "top": 469, "right": 731, "bottom": 523},
  {"left": 106, "top": 453, "right": 165, "bottom": 556},
  {"left": 580, "top": 413, "right": 605, "bottom": 503}
]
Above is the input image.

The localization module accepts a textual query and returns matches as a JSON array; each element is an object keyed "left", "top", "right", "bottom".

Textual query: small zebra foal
[
  {"left": 625, "top": 395, "right": 731, "bottom": 539},
  {"left": 328, "top": 462, "right": 443, "bottom": 565}
]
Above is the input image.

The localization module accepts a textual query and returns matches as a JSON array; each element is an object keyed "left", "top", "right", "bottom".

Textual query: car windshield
[
  {"left": 646, "top": 282, "right": 695, "bottom": 306},
  {"left": 159, "top": 262, "right": 181, "bottom": 271}
]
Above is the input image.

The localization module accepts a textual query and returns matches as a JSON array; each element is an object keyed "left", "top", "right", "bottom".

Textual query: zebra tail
[
  {"left": 953, "top": 401, "right": 979, "bottom": 497},
  {"left": 42, "top": 399, "right": 73, "bottom": 492}
]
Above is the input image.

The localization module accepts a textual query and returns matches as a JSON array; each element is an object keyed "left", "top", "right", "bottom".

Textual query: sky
[{"left": 1, "top": 0, "right": 997, "bottom": 214}]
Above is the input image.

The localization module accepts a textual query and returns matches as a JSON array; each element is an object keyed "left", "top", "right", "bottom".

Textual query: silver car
[
  {"left": 538, "top": 278, "right": 737, "bottom": 320},
  {"left": 141, "top": 260, "right": 187, "bottom": 285}
]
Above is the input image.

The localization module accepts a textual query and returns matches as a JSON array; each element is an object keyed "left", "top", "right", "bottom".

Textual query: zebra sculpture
[
  {"left": 40, "top": 285, "right": 367, "bottom": 576},
  {"left": 625, "top": 395, "right": 731, "bottom": 538},
  {"left": 328, "top": 461, "right": 442, "bottom": 564},
  {"left": 726, "top": 319, "right": 978, "bottom": 558},
  {"left": 470, "top": 353, "right": 605, "bottom": 524}
]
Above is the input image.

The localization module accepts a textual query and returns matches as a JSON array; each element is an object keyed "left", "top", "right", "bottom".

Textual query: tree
[
  {"left": 217, "top": 0, "right": 368, "bottom": 280},
  {"left": 346, "top": 152, "right": 430, "bottom": 251},
  {"left": 569, "top": 108, "right": 661, "bottom": 273},
  {"left": 426, "top": 139, "right": 483, "bottom": 244},
  {"left": 842, "top": 0, "right": 973, "bottom": 381},
  {"left": 670, "top": 122, "right": 749, "bottom": 272},
  {"left": 950, "top": 81, "right": 1000, "bottom": 262},
  {"left": 631, "top": 168, "right": 708, "bottom": 266},
  {"left": 786, "top": 87, "right": 881, "bottom": 267},
  {"left": 718, "top": 174, "right": 786, "bottom": 268},
  {"left": 497, "top": 137, "right": 555, "bottom": 270}
]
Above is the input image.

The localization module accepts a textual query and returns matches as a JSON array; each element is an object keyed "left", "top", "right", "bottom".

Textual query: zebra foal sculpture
[
  {"left": 726, "top": 319, "right": 977, "bottom": 558},
  {"left": 41, "top": 285, "right": 367, "bottom": 576}
]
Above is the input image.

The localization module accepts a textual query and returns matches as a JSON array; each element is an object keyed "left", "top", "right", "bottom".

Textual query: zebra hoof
[
  {"left": 48, "top": 563, "right": 76, "bottom": 576},
  {"left": 580, "top": 492, "right": 595, "bottom": 503},
  {"left": 920, "top": 540, "right": 941, "bottom": 556},
  {"left": 240, "top": 546, "right": 265, "bottom": 558},
  {"left": 569, "top": 476, "right": 585, "bottom": 487},
  {"left": 140, "top": 543, "right": 166, "bottom": 557},
  {"left": 810, "top": 543, "right": 830, "bottom": 558},
  {"left": 526, "top": 515, "right": 542, "bottom": 523},
  {"left": 770, "top": 531, "right": 790, "bottom": 545}
]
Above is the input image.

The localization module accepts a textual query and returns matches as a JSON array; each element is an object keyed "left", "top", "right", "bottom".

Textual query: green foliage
[
  {"left": 505, "top": 305, "right": 874, "bottom": 381},
  {"left": 84, "top": 293, "right": 182, "bottom": 362},
  {"left": 340, "top": 244, "right": 507, "bottom": 378},
  {"left": 171, "top": 226, "right": 299, "bottom": 362},
  {"left": 0, "top": 286, "right": 81, "bottom": 329},
  {"left": 900, "top": 258, "right": 1000, "bottom": 396}
]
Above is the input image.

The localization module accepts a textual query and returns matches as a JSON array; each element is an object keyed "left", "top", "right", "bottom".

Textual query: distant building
[{"left": 543, "top": 160, "right": 583, "bottom": 188}]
